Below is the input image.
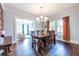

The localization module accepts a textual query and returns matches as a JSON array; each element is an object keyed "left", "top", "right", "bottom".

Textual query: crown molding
[{"left": 53, "top": 4, "right": 79, "bottom": 17}]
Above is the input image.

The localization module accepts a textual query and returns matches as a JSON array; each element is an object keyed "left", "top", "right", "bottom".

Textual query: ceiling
[{"left": 3, "top": 3, "right": 79, "bottom": 17}]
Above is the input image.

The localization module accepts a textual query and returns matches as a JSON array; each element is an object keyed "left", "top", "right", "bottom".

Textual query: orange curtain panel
[{"left": 62, "top": 16, "right": 70, "bottom": 41}]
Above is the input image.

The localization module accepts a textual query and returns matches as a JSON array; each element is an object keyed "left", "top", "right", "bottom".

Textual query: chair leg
[
  {"left": 32, "top": 43, "right": 33, "bottom": 48},
  {"left": 54, "top": 35, "right": 56, "bottom": 44}
]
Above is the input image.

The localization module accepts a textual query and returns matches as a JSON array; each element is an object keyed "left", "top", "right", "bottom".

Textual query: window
[
  {"left": 50, "top": 21, "right": 56, "bottom": 30},
  {"left": 57, "top": 19, "right": 63, "bottom": 35},
  {"left": 16, "top": 19, "right": 34, "bottom": 35}
]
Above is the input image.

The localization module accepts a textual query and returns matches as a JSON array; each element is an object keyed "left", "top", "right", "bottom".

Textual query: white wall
[
  {"left": 55, "top": 6, "right": 79, "bottom": 44},
  {"left": 4, "top": 4, "right": 79, "bottom": 44},
  {"left": 3, "top": 5, "right": 47, "bottom": 44},
  {"left": 3, "top": 7, "right": 35, "bottom": 44}
]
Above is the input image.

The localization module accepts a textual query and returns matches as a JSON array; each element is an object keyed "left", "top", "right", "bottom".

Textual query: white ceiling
[{"left": 3, "top": 3, "right": 79, "bottom": 17}]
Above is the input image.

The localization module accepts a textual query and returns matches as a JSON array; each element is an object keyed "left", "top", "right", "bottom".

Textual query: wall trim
[
  {"left": 70, "top": 40, "right": 79, "bottom": 45},
  {"left": 57, "top": 39, "right": 79, "bottom": 45}
]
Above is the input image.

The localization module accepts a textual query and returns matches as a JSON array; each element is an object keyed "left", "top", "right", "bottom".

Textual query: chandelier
[{"left": 36, "top": 6, "right": 48, "bottom": 22}]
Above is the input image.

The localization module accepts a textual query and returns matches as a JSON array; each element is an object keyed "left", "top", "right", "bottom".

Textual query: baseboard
[
  {"left": 70, "top": 40, "right": 79, "bottom": 45},
  {"left": 57, "top": 39, "right": 79, "bottom": 45}
]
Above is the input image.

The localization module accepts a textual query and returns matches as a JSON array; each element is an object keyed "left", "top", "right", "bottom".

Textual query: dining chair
[
  {"left": 31, "top": 31, "right": 43, "bottom": 52},
  {"left": 41, "top": 30, "right": 45, "bottom": 35},
  {"left": 31, "top": 31, "right": 35, "bottom": 36},
  {"left": 31, "top": 31, "right": 37, "bottom": 48},
  {"left": 36, "top": 30, "right": 40, "bottom": 35},
  {"left": 46, "top": 30, "right": 56, "bottom": 48},
  {"left": 48, "top": 30, "right": 56, "bottom": 44}
]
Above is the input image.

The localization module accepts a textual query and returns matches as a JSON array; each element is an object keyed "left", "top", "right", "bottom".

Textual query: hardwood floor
[
  {"left": 8, "top": 36, "right": 35, "bottom": 56},
  {"left": 47, "top": 41, "right": 79, "bottom": 56},
  {"left": 8, "top": 35, "right": 79, "bottom": 56}
]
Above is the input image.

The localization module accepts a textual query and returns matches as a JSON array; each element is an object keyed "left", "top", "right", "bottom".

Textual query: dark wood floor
[
  {"left": 8, "top": 36, "right": 35, "bottom": 56},
  {"left": 47, "top": 41, "right": 79, "bottom": 56},
  {"left": 8, "top": 35, "right": 79, "bottom": 56}
]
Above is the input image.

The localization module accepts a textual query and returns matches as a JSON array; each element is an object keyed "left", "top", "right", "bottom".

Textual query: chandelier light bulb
[
  {"left": 40, "top": 16, "right": 43, "bottom": 19},
  {"left": 41, "top": 19, "right": 43, "bottom": 22},
  {"left": 36, "top": 17, "right": 39, "bottom": 21},
  {"left": 44, "top": 17, "right": 48, "bottom": 20},
  {"left": 43, "top": 17, "right": 47, "bottom": 21}
]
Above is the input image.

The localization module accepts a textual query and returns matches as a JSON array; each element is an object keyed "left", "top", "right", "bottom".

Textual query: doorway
[{"left": 16, "top": 18, "right": 33, "bottom": 41}]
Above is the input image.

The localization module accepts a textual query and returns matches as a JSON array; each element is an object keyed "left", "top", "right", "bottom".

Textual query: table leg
[
  {"left": 4, "top": 47, "right": 8, "bottom": 56},
  {"left": 38, "top": 39, "right": 42, "bottom": 53},
  {"left": 8, "top": 46, "right": 11, "bottom": 52},
  {"left": 54, "top": 35, "right": 56, "bottom": 44}
]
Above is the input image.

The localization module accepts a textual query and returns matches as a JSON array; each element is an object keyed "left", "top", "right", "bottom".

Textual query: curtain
[{"left": 63, "top": 16, "right": 70, "bottom": 41}]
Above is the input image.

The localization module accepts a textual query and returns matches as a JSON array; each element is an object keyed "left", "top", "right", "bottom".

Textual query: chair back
[
  {"left": 31, "top": 31, "right": 35, "bottom": 36},
  {"left": 51, "top": 30, "right": 55, "bottom": 35},
  {"left": 36, "top": 30, "right": 40, "bottom": 35},
  {"left": 47, "top": 30, "right": 55, "bottom": 40},
  {"left": 41, "top": 30, "right": 45, "bottom": 35},
  {"left": 47, "top": 30, "right": 55, "bottom": 35}
]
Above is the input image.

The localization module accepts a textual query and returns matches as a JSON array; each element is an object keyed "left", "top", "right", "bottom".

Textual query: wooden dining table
[
  {"left": 0, "top": 43, "right": 12, "bottom": 56},
  {"left": 32, "top": 34, "right": 56, "bottom": 55},
  {"left": 0, "top": 36, "right": 12, "bottom": 56}
]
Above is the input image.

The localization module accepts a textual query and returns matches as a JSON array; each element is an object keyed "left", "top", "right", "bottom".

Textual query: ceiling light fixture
[{"left": 36, "top": 6, "right": 48, "bottom": 22}]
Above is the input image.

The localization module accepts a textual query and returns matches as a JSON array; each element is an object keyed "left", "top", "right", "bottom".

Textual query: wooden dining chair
[
  {"left": 31, "top": 31, "right": 43, "bottom": 52},
  {"left": 36, "top": 30, "right": 45, "bottom": 46},
  {"left": 36, "top": 30, "right": 40, "bottom": 35},
  {"left": 41, "top": 30, "right": 45, "bottom": 35},
  {"left": 48, "top": 30, "right": 56, "bottom": 44},
  {"left": 31, "top": 31, "right": 36, "bottom": 48},
  {"left": 31, "top": 31, "right": 35, "bottom": 36},
  {"left": 46, "top": 30, "right": 56, "bottom": 48},
  {"left": 31, "top": 31, "right": 39, "bottom": 49}
]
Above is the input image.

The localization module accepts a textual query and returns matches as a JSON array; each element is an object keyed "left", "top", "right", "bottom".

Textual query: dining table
[
  {"left": 0, "top": 43, "right": 12, "bottom": 56},
  {"left": 32, "top": 34, "right": 56, "bottom": 55},
  {"left": 0, "top": 36, "right": 12, "bottom": 56}
]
